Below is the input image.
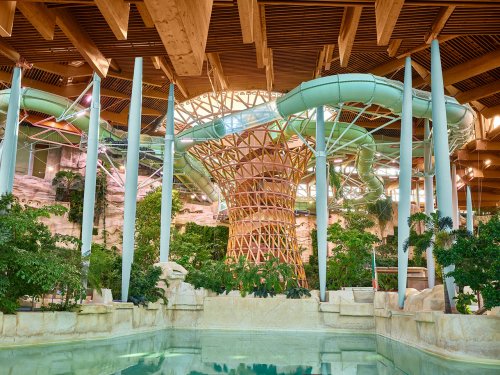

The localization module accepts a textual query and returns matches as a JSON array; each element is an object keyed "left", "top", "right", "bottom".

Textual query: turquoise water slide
[{"left": 0, "top": 74, "right": 475, "bottom": 203}]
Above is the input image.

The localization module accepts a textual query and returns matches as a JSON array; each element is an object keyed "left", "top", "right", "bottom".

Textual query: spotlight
[
  {"left": 201, "top": 195, "right": 207, "bottom": 200},
  {"left": 119, "top": 165, "right": 125, "bottom": 171},
  {"left": 85, "top": 95, "right": 91, "bottom": 103},
  {"left": 484, "top": 159, "right": 492, "bottom": 166},
  {"left": 190, "top": 194, "right": 196, "bottom": 199}
]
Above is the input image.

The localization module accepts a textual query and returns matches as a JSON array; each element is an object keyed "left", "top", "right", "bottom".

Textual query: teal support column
[
  {"left": 81, "top": 73, "right": 101, "bottom": 261},
  {"left": 397, "top": 56, "right": 413, "bottom": 308},
  {"left": 466, "top": 186, "right": 473, "bottom": 233},
  {"left": 430, "top": 39, "right": 456, "bottom": 305},
  {"left": 423, "top": 119, "right": 436, "bottom": 288},
  {"left": 315, "top": 106, "right": 327, "bottom": 302},
  {"left": 159, "top": 83, "right": 175, "bottom": 262},
  {"left": 0, "top": 67, "right": 22, "bottom": 195},
  {"left": 451, "top": 164, "right": 459, "bottom": 229},
  {"left": 121, "top": 57, "right": 143, "bottom": 302}
]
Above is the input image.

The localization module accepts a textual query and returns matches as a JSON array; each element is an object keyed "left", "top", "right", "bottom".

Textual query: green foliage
[
  {"left": 325, "top": 215, "right": 379, "bottom": 290},
  {"left": 304, "top": 229, "right": 319, "bottom": 289},
  {"left": 135, "top": 187, "right": 182, "bottom": 264},
  {"left": 328, "top": 164, "right": 342, "bottom": 198},
  {"left": 52, "top": 169, "right": 108, "bottom": 232},
  {"left": 367, "top": 196, "right": 393, "bottom": 236},
  {"left": 378, "top": 273, "right": 398, "bottom": 291},
  {"left": 87, "top": 244, "right": 121, "bottom": 292},
  {"left": 0, "top": 194, "right": 84, "bottom": 314},
  {"left": 184, "top": 255, "right": 300, "bottom": 298},
  {"left": 453, "top": 293, "right": 477, "bottom": 314},
  {"left": 128, "top": 264, "right": 167, "bottom": 306},
  {"left": 435, "top": 215, "right": 500, "bottom": 312},
  {"left": 285, "top": 287, "right": 312, "bottom": 299}
]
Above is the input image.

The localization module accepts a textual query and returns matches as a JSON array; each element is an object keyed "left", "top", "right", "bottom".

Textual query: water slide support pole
[
  {"left": 0, "top": 67, "right": 22, "bottom": 195},
  {"left": 397, "top": 57, "right": 413, "bottom": 309},
  {"left": 81, "top": 73, "right": 101, "bottom": 289},
  {"left": 316, "top": 106, "right": 328, "bottom": 302},
  {"left": 466, "top": 186, "right": 473, "bottom": 232},
  {"left": 159, "top": 83, "right": 175, "bottom": 262},
  {"left": 423, "top": 119, "right": 436, "bottom": 288},
  {"left": 431, "top": 39, "right": 456, "bottom": 306},
  {"left": 121, "top": 57, "right": 143, "bottom": 302}
]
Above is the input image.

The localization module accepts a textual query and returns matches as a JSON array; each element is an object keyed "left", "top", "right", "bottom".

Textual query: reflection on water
[{"left": 0, "top": 329, "right": 498, "bottom": 375}]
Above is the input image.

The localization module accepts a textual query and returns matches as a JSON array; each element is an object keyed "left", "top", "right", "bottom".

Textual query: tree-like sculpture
[{"left": 191, "top": 121, "right": 312, "bottom": 286}]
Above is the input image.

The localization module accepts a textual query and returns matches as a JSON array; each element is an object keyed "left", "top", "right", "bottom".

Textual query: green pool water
[{"left": 0, "top": 330, "right": 497, "bottom": 375}]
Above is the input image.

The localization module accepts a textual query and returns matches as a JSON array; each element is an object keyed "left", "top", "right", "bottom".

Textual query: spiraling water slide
[
  {"left": 0, "top": 73, "right": 475, "bottom": 286},
  {"left": 0, "top": 74, "right": 474, "bottom": 203}
]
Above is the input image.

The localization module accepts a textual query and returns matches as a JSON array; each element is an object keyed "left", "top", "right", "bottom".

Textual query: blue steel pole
[
  {"left": 397, "top": 56, "right": 413, "bottom": 309},
  {"left": 466, "top": 186, "right": 473, "bottom": 233},
  {"left": 0, "top": 67, "right": 22, "bottom": 195},
  {"left": 430, "top": 39, "right": 456, "bottom": 306},
  {"left": 451, "top": 164, "right": 459, "bottom": 229},
  {"left": 423, "top": 119, "right": 436, "bottom": 288},
  {"left": 121, "top": 57, "right": 143, "bottom": 302},
  {"left": 81, "top": 74, "right": 101, "bottom": 259},
  {"left": 159, "top": 83, "right": 175, "bottom": 262},
  {"left": 315, "top": 106, "right": 327, "bottom": 302}
]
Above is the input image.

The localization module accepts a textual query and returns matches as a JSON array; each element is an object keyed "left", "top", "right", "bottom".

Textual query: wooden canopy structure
[{"left": 0, "top": 0, "right": 499, "bottom": 209}]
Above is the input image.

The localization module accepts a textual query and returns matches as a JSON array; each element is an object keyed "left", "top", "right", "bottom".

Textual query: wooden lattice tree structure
[{"left": 191, "top": 122, "right": 312, "bottom": 285}]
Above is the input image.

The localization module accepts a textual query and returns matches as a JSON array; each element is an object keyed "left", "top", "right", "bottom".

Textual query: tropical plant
[
  {"left": 87, "top": 244, "right": 121, "bottom": 292},
  {"left": 285, "top": 287, "right": 312, "bottom": 299},
  {"left": 434, "top": 215, "right": 499, "bottom": 314},
  {"left": 128, "top": 264, "right": 167, "bottom": 306},
  {"left": 404, "top": 210, "right": 454, "bottom": 313},
  {"left": 135, "top": 187, "right": 182, "bottom": 264},
  {"left": 328, "top": 164, "right": 342, "bottom": 199},
  {"left": 52, "top": 170, "right": 83, "bottom": 202},
  {"left": 367, "top": 196, "right": 393, "bottom": 239},
  {"left": 184, "top": 255, "right": 299, "bottom": 298},
  {"left": 304, "top": 228, "right": 319, "bottom": 289},
  {"left": 0, "top": 194, "right": 84, "bottom": 314},
  {"left": 325, "top": 211, "right": 378, "bottom": 290}
]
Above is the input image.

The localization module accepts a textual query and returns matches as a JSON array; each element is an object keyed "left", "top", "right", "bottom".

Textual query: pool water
[{"left": 0, "top": 330, "right": 497, "bottom": 375}]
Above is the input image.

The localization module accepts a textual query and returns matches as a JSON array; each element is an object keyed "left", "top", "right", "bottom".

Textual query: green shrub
[{"left": 0, "top": 194, "right": 84, "bottom": 314}]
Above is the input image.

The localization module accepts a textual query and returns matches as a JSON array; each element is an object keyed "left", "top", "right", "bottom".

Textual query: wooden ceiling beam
[
  {"left": 266, "top": 48, "right": 274, "bottom": 91},
  {"left": 253, "top": 3, "right": 265, "bottom": 68},
  {"left": 375, "top": 0, "right": 405, "bottom": 46},
  {"left": 455, "top": 80, "right": 500, "bottom": 104},
  {"left": 481, "top": 104, "right": 500, "bottom": 119},
  {"left": 370, "top": 58, "right": 406, "bottom": 76},
  {"left": 324, "top": 44, "right": 335, "bottom": 70},
  {"left": 338, "top": 6, "right": 362, "bottom": 67},
  {"left": 102, "top": 106, "right": 163, "bottom": 125},
  {"left": 387, "top": 39, "right": 402, "bottom": 57},
  {"left": 469, "top": 140, "right": 500, "bottom": 152},
  {"left": 143, "top": 0, "right": 214, "bottom": 76},
  {"left": 95, "top": 0, "right": 130, "bottom": 40},
  {"left": 424, "top": 6, "right": 455, "bottom": 44},
  {"left": 397, "top": 34, "right": 457, "bottom": 59},
  {"left": 34, "top": 62, "right": 93, "bottom": 78},
  {"left": 136, "top": 3, "right": 155, "bottom": 28},
  {"left": 53, "top": 9, "right": 110, "bottom": 78},
  {"left": 150, "top": 56, "right": 189, "bottom": 98},
  {"left": 0, "top": 1, "right": 15, "bottom": 37},
  {"left": 207, "top": 52, "right": 228, "bottom": 91},
  {"left": 0, "top": 39, "right": 20, "bottom": 62},
  {"left": 463, "top": 180, "right": 500, "bottom": 189},
  {"left": 413, "top": 49, "right": 500, "bottom": 87},
  {"left": 17, "top": 2, "right": 56, "bottom": 41},
  {"left": 237, "top": 0, "right": 257, "bottom": 43},
  {"left": 457, "top": 150, "right": 499, "bottom": 162},
  {"left": 457, "top": 191, "right": 499, "bottom": 201}
]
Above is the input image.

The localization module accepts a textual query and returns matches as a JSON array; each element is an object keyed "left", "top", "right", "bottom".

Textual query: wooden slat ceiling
[{"left": 0, "top": 0, "right": 499, "bottom": 207}]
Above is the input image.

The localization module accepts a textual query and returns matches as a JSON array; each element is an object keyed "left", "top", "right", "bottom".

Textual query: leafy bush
[
  {"left": 184, "top": 255, "right": 300, "bottom": 298},
  {"left": 87, "top": 244, "right": 121, "bottom": 292},
  {"left": 128, "top": 264, "right": 167, "bottom": 306},
  {"left": 285, "top": 287, "right": 311, "bottom": 299},
  {"left": 135, "top": 187, "right": 182, "bottom": 264},
  {"left": 435, "top": 215, "right": 500, "bottom": 312},
  {"left": 0, "top": 194, "right": 84, "bottom": 314},
  {"left": 378, "top": 273, "right": 398, "bottom": 291},
  {"left": 326, "top": 215, "right": 378, "bottom": 290}
]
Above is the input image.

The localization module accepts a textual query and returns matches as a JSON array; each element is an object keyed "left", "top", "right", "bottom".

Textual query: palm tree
[
  {"left": 403, "top": 210, "right": 454, "bottom": 314},
  {"left": 367, "top": 196, "right": 393, "bottom": 239}
]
